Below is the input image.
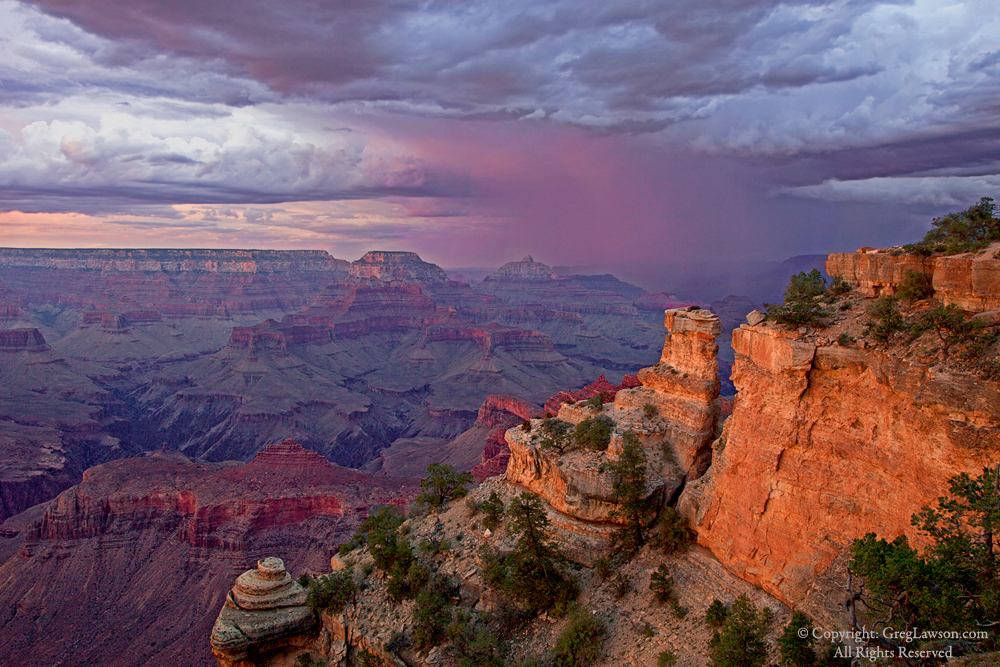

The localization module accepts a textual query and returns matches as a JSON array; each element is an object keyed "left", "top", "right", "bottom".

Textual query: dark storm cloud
[{"left": 2, "top": 0, "right": 1000, "bottom": 268}]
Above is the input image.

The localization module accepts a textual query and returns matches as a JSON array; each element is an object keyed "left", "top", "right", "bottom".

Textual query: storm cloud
[{"left": 0, "top": 0, "right": 998, "bottom": 282}]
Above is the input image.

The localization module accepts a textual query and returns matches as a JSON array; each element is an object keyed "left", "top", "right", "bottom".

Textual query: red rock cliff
[{"left": 680, "top": 273, "right": 1000, "bottom": 610}]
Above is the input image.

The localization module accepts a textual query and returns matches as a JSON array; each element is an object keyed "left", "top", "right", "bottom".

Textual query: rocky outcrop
[
  {"left": 614, "top": 308, "right": 722, "bottom": 478},
  {"left": 679, "top": 317, "right": 1000, "bottom": 609},
  {"left": 0, "top": 440, "right": 419, "bottom": 667},
  {"left": 827, "top": 243, "right": 1000, "bottom": 312},
  {"left": 484, "top": 255, "right": 555, "bottom": 281},
  {"left": 0, "top": 327, "right": 49, "bottom": 352},
  {"left": 504, "top": 308, "right": 722, "bottom": 561},
  {"left": 542, "top": 374, "right": 640, "bottom": 417},
  {"left": 349, "top": 251, "right": 450, "bottom": 284},
  {"left": 211, "top": 557, "right": 316, "bottom": 666}
]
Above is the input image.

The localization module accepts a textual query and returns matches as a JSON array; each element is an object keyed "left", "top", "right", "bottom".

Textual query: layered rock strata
[
  {"left": 0, "top": 440, "right": 420, "bottom": 667},
  {"left": 211, "top": 557, "right": 316, "bottom": 665},
  {"left": 679, "top": 311, "right": 1000, "bottom": 610},
  {"left": 505, "top": 308, "right": 722, "bottom": 562},
  {"left": 827, "top": 243, "right": 1000, "bottom": 312}
]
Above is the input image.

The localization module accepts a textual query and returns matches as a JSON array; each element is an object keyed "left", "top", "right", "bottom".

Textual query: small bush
[
  {"left": 418, "top": 537, "right": 451, "bottom": 557},
  {"left": 828, "top": 276, "right": 852, "bottom": 296},
  {"left": 521, "top": 419, "right": 532, "bottom": 432},
  {"left": 658, "top": 650, "right": 678, "bottom": 667},
  {"left": 481, "top": 491, "right": 505, "bottom": 530},
  {"left": 386, "top": 558, "right": 429, "bottom": 602},
  {"left": 641, "top": 622, "right": 655, "bottom": 638},
  {"left": 307, "top": 570, "right": 356, "bottom": 612},
  {"left": 584, "top": 395, "right": 603, "bottom": 412},
  {"left": 552, "top": 606, "right": 607, "bottom": 667},
  {"left": 897, "top": 270, "right": 933, "bottom": 304},
  {"left": 416, "top": 463, "right": 473, "bottom": 509},
  {"left": 385, "top": 630, "right": 411, "bottom": 653},
  {"left": 705, "top": 599, "right": 728, "bottom": 628},
  {"left": 912, "top": 303, "right": 978, "bottom": 360},
  {"left": 612, "top": 573, "right": 632, "bottom": 598},
  {"left": 573, "top": 415, "right": 614, "bottom": 450},
  {"left": 539, "top": 418, "right": 572, "bottom": 452},
  {"left": 412, "top": 574, "right": 456, "bottom": 649},
  {"left": 643, "top": 403, "right": 658, "bottom": 419},
  {"left": 594, "top": 557, "right": 612, "bottom": 581},
  {"left": 863, "top": 295, "right": 906, "bottom": 343},
  {"left": 836, "top": 332, "right": 853, "bottom": 346},
  {"left": 903, "top": 197, "right": 1000, "bottom": 255},
  {"left": 671, "top": 600, "right": 688, "bottom": 619},
  {"left": 778, "top": 611, "right": 816, "bottom": 667},
  {"left": 764, "top": 270, "right": 831, "bottom": 328},
  {"left": 648, "top": 506, "right": 694, "bottom": 555},
  {"left": 649, "top": 564, "right": 675, "bottom": 604},
  {"left": 709, "top": 594, "right": 771, "bottom": 667}
]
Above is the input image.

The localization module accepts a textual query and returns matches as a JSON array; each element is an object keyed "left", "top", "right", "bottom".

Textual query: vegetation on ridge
[{"left": 903, "top": 197, "right": 1000, "bottom": 255}]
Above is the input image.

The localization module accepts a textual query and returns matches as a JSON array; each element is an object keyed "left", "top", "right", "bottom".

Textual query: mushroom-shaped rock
[{"left": 210, "top": 557, "right": 315, "bottom": 665}]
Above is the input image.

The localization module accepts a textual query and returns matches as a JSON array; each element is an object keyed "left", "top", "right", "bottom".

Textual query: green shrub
[
  {"left": 573, "top": 415, "right": 614, "bottom": 450},
  {"left": 608, "top": 431, "right": 649, "bottom": 555},
  {"left": 649, "top": 564, "right": 675, "bottom": 604},
  {"left": 386, "top": 558, "right": 428, "bottom": 602},
  {"left": 481, "top": 491, "right": 505, "bottom": 531},
  {"left": 897, "top": 269, "right": 933, "bottom": 304},
  {"left": 412, "top": 574, "right": 456, "bottom": 649},
  {"left": 384, "top": 630, "right": 411, "bottom": 653},
  {"left": 764, "top": 270, "right": 831, "bottom": 328},
  {"left": 416, "top": 463, "right": 473, "bottom": 509},
  {"left": 418, "top": 537, "right": 451, "bottom": 557},
  {"left": 612, "top": 573, "right": 632, "bottom": 599},
  {"left": 539, "top": 418, "right": 572, "bottom": 452},
  {"left": 706, "top": 599, "right": 728, "bottom": 627},
  {"left": 584, "top": 395, "right": 603, "bottom": 412},
  {"left": 594, "top": 557, "right": 612, "bottom": 581},
  {"left": 778, "top": 611, "right": 816, "bottom": 667},
  {"left": 862, "top": 295, "right": 906, "bottom": 343},
  {"left": 828, "top": 276, "right": 852, "bottom": 296},
  {"left": 912, "top": 303, "right": 978, "bottom": 360},
  {"left": 307, "top": 570, "right": 356, "bottom": 612},
  {"left": 643, "top": 403, "right": 658, "bottom": 419},
  {"left": 658, "top": 650, "right": 678, "bottom": 667},
  {"left": 486, "top": 494, "right": 579, "bottom": 616},
  {"left": 552, "top": 606, "right": 607, "bottom": 667},
  {"left": 648, "top": 506, "right": 694, "bottom": 555},
  {"left": 903, "top": 197, "right": 1000, "bottom": 255},
  {"left": 709, "top": 594, "right": 771, "bottom": 667},
  {"left": 835, "top": 332, "right": 853, "bottom": 346}
]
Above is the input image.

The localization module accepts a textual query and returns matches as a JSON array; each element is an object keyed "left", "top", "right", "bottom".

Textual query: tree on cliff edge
[
  {"left": 849, "top": 465, "right": 1000, "bottom": 654},
  {"left": 416, "top": 463, "right": 473, "bottom": 509}
]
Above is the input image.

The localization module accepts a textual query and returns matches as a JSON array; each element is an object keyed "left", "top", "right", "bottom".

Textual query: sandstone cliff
[
  {"left": 826, "top": 243, "right": 1000, "bottom": 312},
  {"left": 505, "top": 308, "right": 722, "bottom": 562},
  {"left": 679, "top": 248, "right": 1000, "bottom": 616}
]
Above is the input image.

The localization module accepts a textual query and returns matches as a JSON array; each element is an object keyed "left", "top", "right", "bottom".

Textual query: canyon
[
  {"left": 0, "top": 248, "right": 714, "bottom": 523},
  {"left": 0, "top": 440, "right": 419, "bottom": 667}
]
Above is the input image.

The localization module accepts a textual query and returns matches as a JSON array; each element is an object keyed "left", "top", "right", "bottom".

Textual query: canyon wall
[
  {"left": 505, "top": 308, "right": 722, "bottom": 563},
  {"left": 827, "top": 244, "right": 1000, "bottom": 312},
  {"left": 0, "top": 440, "right": 419, "bottom": 667},
  {"left": 680, "top": 247, "right": 1000, "bottom": 613}
]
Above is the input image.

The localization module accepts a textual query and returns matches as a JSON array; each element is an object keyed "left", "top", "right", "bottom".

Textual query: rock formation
[
  {"left": 0, "top": 440, "right": 419, "bottom": 667},
  {"left": 211, "top": 557, "right": 316, "bottom": 666},
  {"left": 827, "top": 243, "right": 1000, "bottom": 312},
  {"left": 505, "top": 308, "right": 723, "bottom": 562},
  {"left": 678, "top": 248, "right": 1000, "bottom": 616}
]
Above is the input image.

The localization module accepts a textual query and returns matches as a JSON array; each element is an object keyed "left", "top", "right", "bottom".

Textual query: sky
[{"left": 1, "top": 0, "right": 999, "bottom": 290}]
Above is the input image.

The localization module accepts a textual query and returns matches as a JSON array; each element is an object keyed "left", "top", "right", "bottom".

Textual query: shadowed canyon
[{"left": 2, "top": 243, "right": 998, "bottom": 667}]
